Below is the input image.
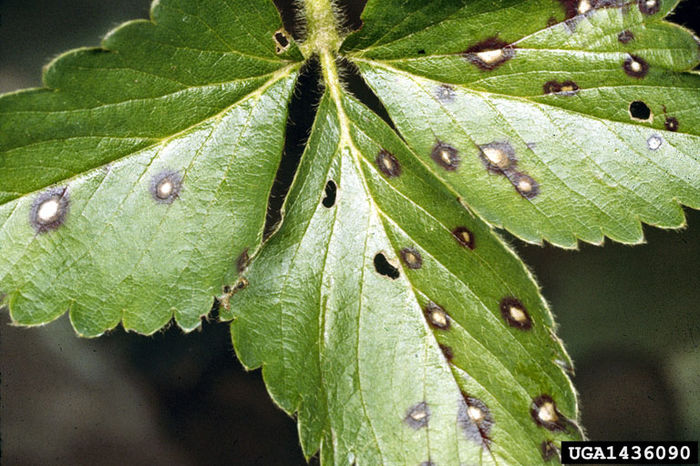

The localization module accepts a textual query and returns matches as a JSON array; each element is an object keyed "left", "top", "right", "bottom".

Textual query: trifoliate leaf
[
  {"left": 3, "top": 0, "right": 699, "bottom": 464},
  {"left": 0, "top": 0, "right": 301, "bottom": 336},
  {"left": 345, "top": 0, "right": 700, "bottom": 247},
  {"left": 225, "top": 76, "right": 581, "bottom": 464}
]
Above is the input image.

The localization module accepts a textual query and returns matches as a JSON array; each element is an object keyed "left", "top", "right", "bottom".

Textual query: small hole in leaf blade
[
  {"left": 322, "top": 180, "right": 337, "bottom": 208},
  {"left": 629, "top": 101, "right": 651, "bottom": 120},
  {"left": 374, "top": 253, "right": 400, "bottom": 279}
]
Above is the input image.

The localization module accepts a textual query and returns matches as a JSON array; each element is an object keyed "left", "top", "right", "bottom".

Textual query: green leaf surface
[
  {"left": 3, "top": 0, "right": 699, "bottom": 464},
  {"left": 225, "top": 63, "right": 581, "bottom": 463},
  {"left": 346, "top": 0, "right": 700, "bottom": 247},
  {"left": 0, "top": 0, "right": 301, "bottom": 335}
]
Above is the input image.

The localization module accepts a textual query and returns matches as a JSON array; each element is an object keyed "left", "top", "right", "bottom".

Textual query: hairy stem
[{"left": 300, "top": 0, "right": 341, "bottom": 58}]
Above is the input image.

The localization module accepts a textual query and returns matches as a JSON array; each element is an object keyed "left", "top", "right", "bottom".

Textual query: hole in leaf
[
  {"left": 273, "top": 29, "right": 291, "bottom": 54},
  {"left": 629, "top": 100, "right": 651, "bottom": 120},
  {"left": 322, "top": 180, "right": 337, "bottom": 208},
  {"left": 271, "top": 0, "right": 305, "bottom": 40},
  {"left": 374, "top": 253, "right": 400, "bottom": 279}
]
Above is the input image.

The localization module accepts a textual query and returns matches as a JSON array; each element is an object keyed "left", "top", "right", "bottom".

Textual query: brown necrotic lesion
[
  {"left": 30, "top": 187, "right": 70, "bottom": 233},
  {"left": 150, "top": 169, "right": 183, "bottom": 204},
  {"left": 404, "top": 402, "right": 431, "bottom": 429},
  {"left": 375, "top": 149, "right": 402, "bottom": 178},
  {"left": 462, "top": 37, "right": 515, "bottom": 71},
  {"left": 458, "top": 393, "right": 494, "bottom": 448},
  {"left": 477, "top": 141, "right": 541, "bottom": 200}
]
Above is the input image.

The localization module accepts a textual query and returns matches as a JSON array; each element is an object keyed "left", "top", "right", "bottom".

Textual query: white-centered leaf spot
[
  {"left": 376, "top": 149, "right": 402, "bottom": 178},
  {"left": 458, "top": 394, "right": 494, "bottom": 448},
  {"left": 400, "top": 247, "right": 423, "bottom": 269},
  {"left": 647, "top": 134, "right": 663, "bottom": 151},
  {"left": 499, "top": 297, "right": 533, "bottom": 330},
  {"left": 404, "top": 402, "right": 431, "bottom": 429},
  {"left": 530, "top": 395, "right": 568, "bottom": 432},
  {"left": 424, "top": 302, "right": 450, "bottom": 330},
  {"left": 430, "top": 141, "right": 460, "bottom": 171},
  {"left": 623, "top": 54, "right": 649, "bottom": 78},
  {"left": 150, "top": 169, "right": 183, "bottom": 204},
  {"left": 30, "top": 187, "right": 70, "bottom": 233}
]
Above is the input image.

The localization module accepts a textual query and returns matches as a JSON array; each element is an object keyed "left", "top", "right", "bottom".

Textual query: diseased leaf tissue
[{"left": 1, "top": 0, "right": 698, "bottom": 464}]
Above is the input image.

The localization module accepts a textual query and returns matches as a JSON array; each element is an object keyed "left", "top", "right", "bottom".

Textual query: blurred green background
[{"left": 1, "top": 1, "right": 699, "bottom": 464}]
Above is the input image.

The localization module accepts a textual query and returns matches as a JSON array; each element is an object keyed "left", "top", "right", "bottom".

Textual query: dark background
[{"left": 1, "top": 1, "right": 699, "bottom": 464}]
